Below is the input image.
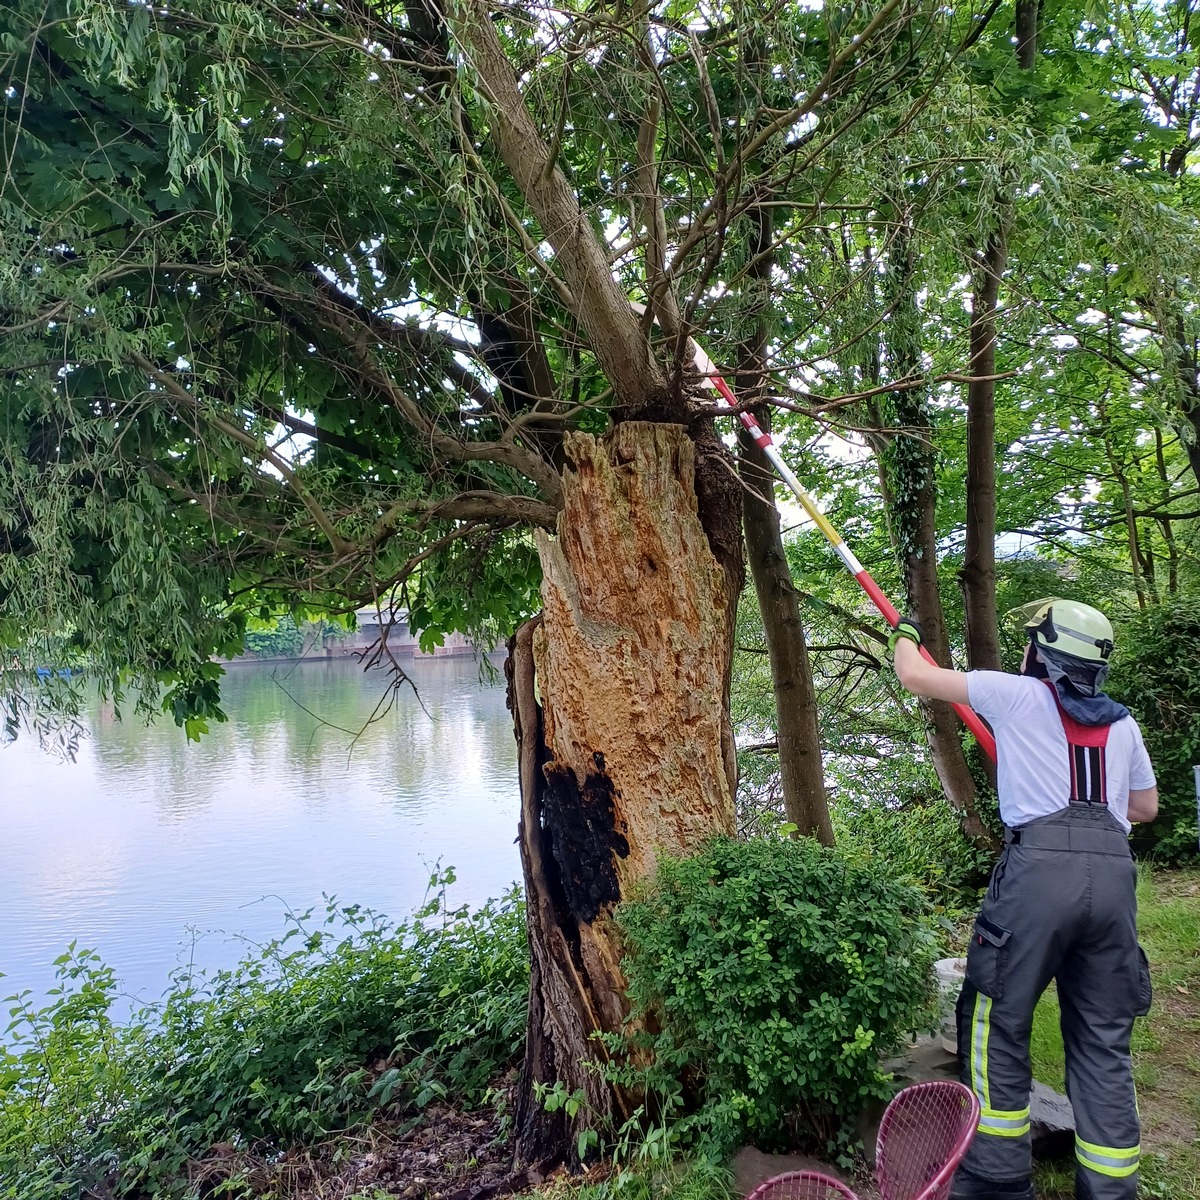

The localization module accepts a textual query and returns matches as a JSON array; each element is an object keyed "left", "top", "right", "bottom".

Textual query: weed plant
[
  {"left": 0, "top": 871, "right": 528, "bottom": 1199},
  {"left": 610, "top": 836, "right": 940, "bottom": 1161}
]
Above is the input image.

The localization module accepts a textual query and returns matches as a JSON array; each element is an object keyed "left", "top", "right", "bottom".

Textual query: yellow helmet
[{"left": 1012, "top": 597, "right": 1114, "bottom": 664}]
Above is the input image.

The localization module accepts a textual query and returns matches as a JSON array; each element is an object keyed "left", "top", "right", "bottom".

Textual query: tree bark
[
  {"left": 885, "top": 231, "right": 998, "bottom": 854},
  {"left": 893, "top": 424, "right": 998, "bottom": 853},
  {"left": 739, "top": 426, "right": 833, "bottom": 844},
  {"left": 734, "top": 192, "right": 831, "bottom": 843},
  {"left": 508, "top": 422, "right": 738, "bottom": 1167},
  {"left": 1014, "top": 0, "right": 1038, "bottom": 70},
  {"left": 959, "top": 227, "right": 1006, "bottom": 673},
  {"left": 458, "top": 2, "right": 667, "bottom": 413}
]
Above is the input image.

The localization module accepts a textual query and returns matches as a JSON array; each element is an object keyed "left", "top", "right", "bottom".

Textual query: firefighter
[{"left": 889, "top": 599, "right": 1158, "bottom": 1200}]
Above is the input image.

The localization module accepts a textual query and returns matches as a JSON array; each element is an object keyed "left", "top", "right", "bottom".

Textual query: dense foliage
[
  {"left": 3, "top": 0, "right": 1200, "bottom": 1171},
  {"left": 612, "top": 837, "right": 939, "bottom": 1158},
  {"left": 1109, "top": 597, "right": 1200, "bottom": 860},
  {"left": 0, "top": 880, "right": 528, "bottom": 1200}
]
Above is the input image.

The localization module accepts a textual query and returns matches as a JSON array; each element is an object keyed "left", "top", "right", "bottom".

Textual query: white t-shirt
[{"left": 966, "top": 671, "right": 1156, "bottom": 834}]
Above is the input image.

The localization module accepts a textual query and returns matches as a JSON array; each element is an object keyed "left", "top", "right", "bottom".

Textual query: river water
[{"left": 0, "top": 656, "right": 521, "bottom": 1014}]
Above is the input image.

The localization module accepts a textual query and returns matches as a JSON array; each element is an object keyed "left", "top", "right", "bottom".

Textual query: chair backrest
[
  {"left": 744, "top": 1170, "right": 860, "bottom": 1200},
  {"left": 875, "top": 1080, "right": 981, "bottom": 1200}
]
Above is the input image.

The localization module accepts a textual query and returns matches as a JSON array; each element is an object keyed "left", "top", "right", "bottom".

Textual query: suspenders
[{"left": 1042, "top": 680, "right": 1110, "bottom": 806}]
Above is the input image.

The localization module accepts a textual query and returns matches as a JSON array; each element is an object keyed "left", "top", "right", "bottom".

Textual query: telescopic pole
[{"left": 687, "top": 338, "right": 998, "bottom": 764}]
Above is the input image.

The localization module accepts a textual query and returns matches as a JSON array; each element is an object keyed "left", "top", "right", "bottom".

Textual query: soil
[{"left": 190, "top": 1097, "right": 532, "bottom": 1200}]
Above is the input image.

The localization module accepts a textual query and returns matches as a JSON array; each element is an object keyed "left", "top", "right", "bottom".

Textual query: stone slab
[{"left": 731, "top": 1147, "right": 852, "bottom": 1196}]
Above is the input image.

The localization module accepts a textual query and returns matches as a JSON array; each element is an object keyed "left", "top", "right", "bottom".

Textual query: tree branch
[
  {"left": 456, "top": 1, "right": 668, "bottom": 409},
  {"left": 129, "top": 352, "right": 353, "bottom": 557}
]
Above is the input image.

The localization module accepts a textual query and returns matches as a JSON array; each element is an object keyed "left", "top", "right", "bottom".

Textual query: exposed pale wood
[{"left": 509, "top": 422, "right": 737, "bottom": 1165}]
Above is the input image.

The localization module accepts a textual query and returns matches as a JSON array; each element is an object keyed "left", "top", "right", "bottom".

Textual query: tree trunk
[
  {"left": 739, "top": 427, "right": 833, "bottom": 844},
  {"left": 1015, "top": 0, "right": 1038, "bottom": 70},
  {"left": 959, "top": 0, "right": 1040, "bottom": 674},
  {"left": 508, "top": 422, "right": 739, "bottom": 1167},
  {"left": 893, "top": 427, "right": 998, "bottom": 853},
  {"left": 735, "top": 193, "right": 831, "bottom": 844},
  {"left": 959, "top": 227, "right": 1006, "bottom": 673},
  {"left": 885, "top": 231, "right": 998, "bottom": 854}
]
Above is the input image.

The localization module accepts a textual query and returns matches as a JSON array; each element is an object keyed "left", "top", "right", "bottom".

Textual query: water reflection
[{"left": 0, "top": 656, "right": 521, "bottom": 1012}]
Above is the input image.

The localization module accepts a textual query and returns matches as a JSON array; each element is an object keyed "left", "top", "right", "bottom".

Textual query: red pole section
[{"left": 691, "top": 343, "right": 997, "bottom": 763}]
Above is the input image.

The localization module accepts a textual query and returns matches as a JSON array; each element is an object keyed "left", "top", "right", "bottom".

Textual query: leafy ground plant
[
  {"left": 0, "top": 872, "right": 528, "bottom": 1200},
  {"left": 610, "top": 835, "right": 940, "bottom": 1161}
]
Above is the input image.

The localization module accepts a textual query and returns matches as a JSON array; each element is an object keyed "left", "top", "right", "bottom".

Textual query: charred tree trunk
[
  {"left": 960, "top": 227, "right": 1006, "bottom": 674},
  {"left": 508, "top": 422, "right": 739, "bottom": 1168}
]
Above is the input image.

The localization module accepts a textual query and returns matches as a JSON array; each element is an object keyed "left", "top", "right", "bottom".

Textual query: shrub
[
  {"left": 1107, "top": 596, "right": 1200, "bottom": 862},
  {"left": 0, "top": 877, "right": 528, "bottom": 1200},
  {"left": 611, "top": 836, "right": 939, "bottom": 1159},
  {"left": 832, "top": 790, "right": 991, "bottom": 915}
]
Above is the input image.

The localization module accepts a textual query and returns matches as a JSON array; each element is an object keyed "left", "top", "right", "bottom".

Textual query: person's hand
[{"left": 887, "top": 616, "right": 924, "bottom": 655}]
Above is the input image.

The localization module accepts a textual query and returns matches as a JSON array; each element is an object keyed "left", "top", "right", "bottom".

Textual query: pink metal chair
[
  {"left": 743, "top": 1080, "right": 980, "bottom": 1200},
  {"left": 744, "top": 1173, "right": 859, "bottom": 1200},
  {"left": 875, "top": 1080, "right": 980, "bottom": 1200}
]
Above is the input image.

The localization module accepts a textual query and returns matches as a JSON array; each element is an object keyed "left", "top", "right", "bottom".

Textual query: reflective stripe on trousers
[
  {"left": 1076, "top": 1135, "right": 1140, "bottom": 1179},
  {"left": 969, "top": 994, "right": 1031, "bottom": 1139}
]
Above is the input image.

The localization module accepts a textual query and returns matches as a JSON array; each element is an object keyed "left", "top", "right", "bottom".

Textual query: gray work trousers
[{"left": 955, "top": 805, "right": 1152, "bottom": 1199}]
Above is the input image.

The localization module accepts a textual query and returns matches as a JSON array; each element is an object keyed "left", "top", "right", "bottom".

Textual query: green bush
[
  {"left": 832, "top": 792, "right": 991, "bottom": 915},
  {"left": 1107, "top": 596, "right": 1200, "bottom": 862},
  {"left": 0, "top": 877, "right": 528, "bottom": 1199},
  {"left": 242, "top": 614, "right": 308, "bottom": 659},
  {"left": 611, "top": 836, "right": 939, "bottom": 1159}
]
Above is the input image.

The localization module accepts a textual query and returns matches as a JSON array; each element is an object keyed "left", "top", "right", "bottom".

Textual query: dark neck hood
[
  {"left": 1024, "top": 657, "right": 1129, "bottom": 726},
  {"left": 1050, "top": 681, "right": 1129, "bottom": 726}
]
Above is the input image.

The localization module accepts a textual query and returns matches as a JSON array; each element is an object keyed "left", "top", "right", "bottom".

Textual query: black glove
[{"left": 887, "top": 616, "right": 924, "bottom": 654}]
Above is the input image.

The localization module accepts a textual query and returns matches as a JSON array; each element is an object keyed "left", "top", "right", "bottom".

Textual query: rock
[
  {"left": 881, "top": 1034, "right": 959, "bottom": 1085},
  {"left": 731, "top": 1146, "right": 851, "bottom": 1196},
  {"left": 1030, "top": 1079, "right": 1075, "bottom": 1160},
  {"left": 934, "top": 958, "right": 967, "bottom": 1054},
  {"left": 855, "top": 1036, "right": 961, "bottom": 1164}
]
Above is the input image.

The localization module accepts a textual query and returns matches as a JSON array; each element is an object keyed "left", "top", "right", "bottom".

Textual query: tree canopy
[{"left": 2, "top": 0, "right": 1198, "bottom": 776}]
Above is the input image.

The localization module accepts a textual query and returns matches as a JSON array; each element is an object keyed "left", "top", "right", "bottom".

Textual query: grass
[{"left": 1031, "top": 867, "right": 1200, "bottom": 1200}]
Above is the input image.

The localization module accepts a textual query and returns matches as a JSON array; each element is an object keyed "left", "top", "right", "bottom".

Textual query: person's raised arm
[{"left": 890, "top": 620, "right": 970, "bottom": 706}]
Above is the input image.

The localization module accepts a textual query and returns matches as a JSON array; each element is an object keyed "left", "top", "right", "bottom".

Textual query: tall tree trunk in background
[
  {"left": 960, "top": 227, "right": 1006, "bottom": 673},
  {"left": 959, "top": 0, "right": 1038, "bottom": 673},
  {"left": 736, "top": 203, "right": 832, "bottom": 844},
  {"left": 886, "top": 231, "right": 997, "bottom": 853},
  {"left": 1015, "top": 0, "right": 1038, "bottom": 69},
  {"left": 1162, "top": 309, "right": 1200, "bottom": 487},
  {"left": 508, "top": 422, "right": 742, "bottom": 1168}
]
